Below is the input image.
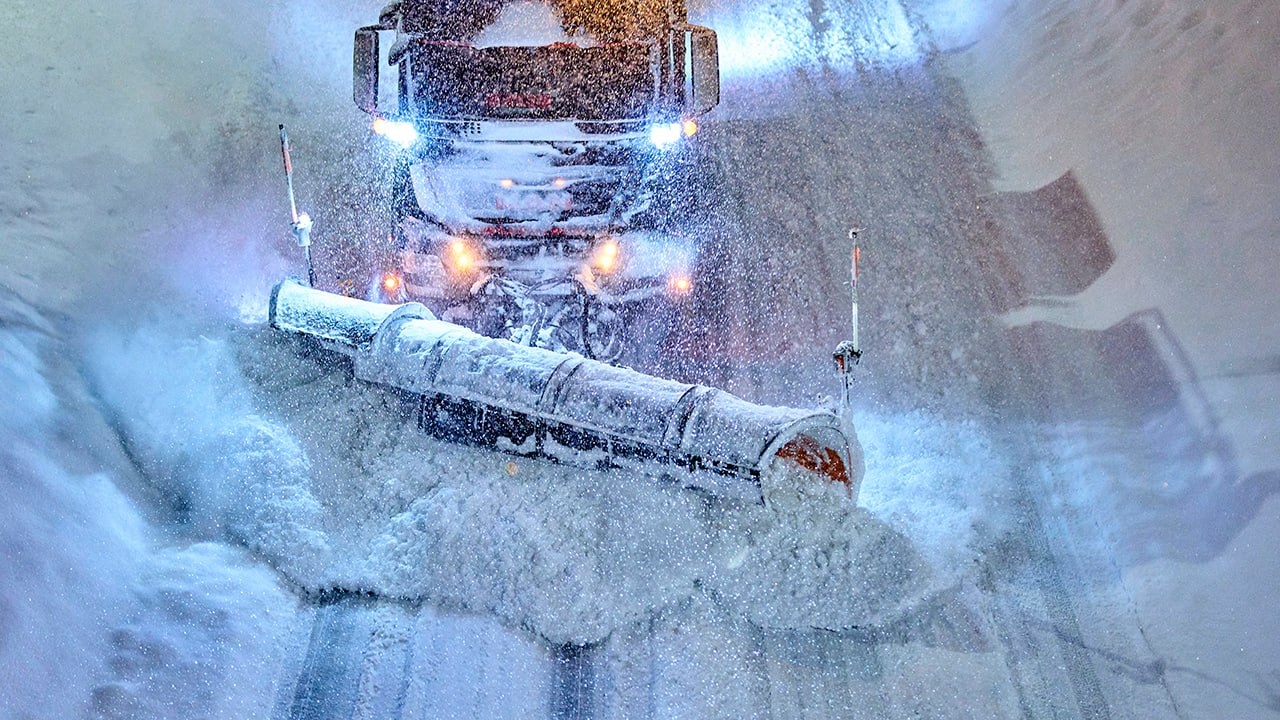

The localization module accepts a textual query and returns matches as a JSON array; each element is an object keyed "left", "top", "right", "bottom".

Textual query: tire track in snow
[
  {"left": 551, "top": 643, "right": 602, "bottom": 720},
  {"left": 285, "top": 596, "right": 378, "bottom": 720},
  {"left": 277, "top": 595, "right": 560, "bottom": 720}
]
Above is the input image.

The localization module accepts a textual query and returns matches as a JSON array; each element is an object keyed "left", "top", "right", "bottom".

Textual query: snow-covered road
[{"left": 2, "top": 0, "right": 1277, "bottom": 717}]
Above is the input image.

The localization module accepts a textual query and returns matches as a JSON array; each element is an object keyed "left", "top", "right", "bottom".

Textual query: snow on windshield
[
  {"left": 472, "top": 0, "right": 592, "bottom": 47},
  {"left": 393, "top": 0, "right": 677, "bottom": 43}
]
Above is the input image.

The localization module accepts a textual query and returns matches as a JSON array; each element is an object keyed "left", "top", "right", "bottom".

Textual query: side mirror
[
  {"left": 686, "top": 25, "right": 719, "bottom": 116},
  {"left": 353, "top": 26, "right": 381, "bottom": 113}
]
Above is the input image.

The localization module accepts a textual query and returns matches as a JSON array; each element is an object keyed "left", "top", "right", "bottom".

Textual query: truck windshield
[
  {"left": 405, "top": 42, "right": 656, "bottom": 121},
  {"left": 391, "top": 0, "right": 680, "bottom": 43}
]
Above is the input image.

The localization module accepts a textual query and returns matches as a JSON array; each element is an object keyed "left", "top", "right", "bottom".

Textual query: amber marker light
[
  {"left": 499, "top": 178, "right": 515, "bottom": 189},
  {"left": 668, "top": 274, "right": 693, "bottom": 294},
  {"left": 382, "top": 272, "right": 403, "bottom": 292},
  {"left": 682, "top": 119, "right": 698, "bottom": 137}
]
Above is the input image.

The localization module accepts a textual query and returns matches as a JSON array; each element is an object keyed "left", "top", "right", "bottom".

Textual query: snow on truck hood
[{"left": 409, "top": 140, "right": 635, "bottom": 226}]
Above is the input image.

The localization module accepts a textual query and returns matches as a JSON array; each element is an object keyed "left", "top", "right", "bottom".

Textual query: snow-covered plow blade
[{"left": 270, "top": 280, "right": 860, "bottom": 502}]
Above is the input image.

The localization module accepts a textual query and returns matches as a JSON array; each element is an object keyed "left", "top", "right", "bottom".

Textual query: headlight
[
  {"left": 593, "top": 239, "right": 620, "bottom": 273},
  {"left": 650, "top": 120, "right": 699, "bottom": 149},
  {"left": 445, "top": 238, "right": 482, "bottom": 276},
  {"left": 372, "top": 118, "right": 419, "bottom": 148},
  {"left": 649, "top": 122, "right": 683, "bottom": 148},
  {"left": 381, "top": 272, "right": 404, "bottom": 293},
  {"left": 375, "top": 270, "right": 407, "bottom": 303}
]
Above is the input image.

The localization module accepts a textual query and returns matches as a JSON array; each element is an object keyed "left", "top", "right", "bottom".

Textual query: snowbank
[{"left": 0, "top": 293, "right": 297, "bottom": 720}]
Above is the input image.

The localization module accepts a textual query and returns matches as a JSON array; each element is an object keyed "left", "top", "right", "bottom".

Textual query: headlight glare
[
  {"left": 649, "top": 122, "right": 683, "bottom": 148},
  {"left": 372, "top": 118, "right": 420, "bottom": 148}
]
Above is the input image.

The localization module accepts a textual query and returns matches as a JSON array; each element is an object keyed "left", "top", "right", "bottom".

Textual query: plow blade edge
[{"left": 270, "top": 279, "right": 861, "bottom": 502}]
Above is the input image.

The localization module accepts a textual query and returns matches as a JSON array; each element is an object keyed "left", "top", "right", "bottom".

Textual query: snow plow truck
[
  {"left": 268, "top": 0, "right": 863, "bottom": 504},
  {"left": 356, "top": 0, "right": 720, "bottom": 363}
]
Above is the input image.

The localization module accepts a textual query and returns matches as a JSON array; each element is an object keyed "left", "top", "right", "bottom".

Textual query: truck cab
[{"left": 353, "top": 0, "right": 719, "bottom": 361}]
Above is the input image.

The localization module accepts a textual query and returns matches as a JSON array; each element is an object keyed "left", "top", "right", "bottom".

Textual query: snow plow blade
[{"left": 270, "top": 279, "right": 860, "bottom": 502}]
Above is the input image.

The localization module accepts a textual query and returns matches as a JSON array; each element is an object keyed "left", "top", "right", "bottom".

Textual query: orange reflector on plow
[{"left": 775, "top": 433, "right": 852, "bottom": 489}]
